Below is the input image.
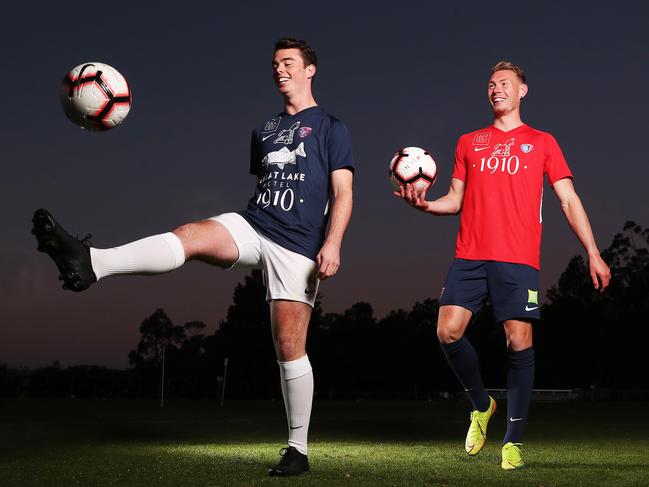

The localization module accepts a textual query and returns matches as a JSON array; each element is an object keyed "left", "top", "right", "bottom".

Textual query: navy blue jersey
[{"left": 240, "top": 106, "right": 354, "bottom": 260}]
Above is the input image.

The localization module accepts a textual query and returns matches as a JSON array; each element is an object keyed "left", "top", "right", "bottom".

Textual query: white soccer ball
[
  {"left": 60, "top": 62, "right": 132, "bottom": 131},
  {"left": 389, "top": 147, "right": 437, "bottom": 191}
]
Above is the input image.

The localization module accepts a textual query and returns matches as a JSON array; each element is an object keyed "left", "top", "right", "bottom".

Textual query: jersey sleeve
[
  {"left": 451, "top": 136, "right": 467, "bottom": 182},
  {"left": 249, "top": 129, "right": 262, "bottom": 176},
  {"left": 327, "top": 120, "right": 355, "bottom": 173},
  {"left": 543, "top": 134, "right": 573, "bottom": 185}
]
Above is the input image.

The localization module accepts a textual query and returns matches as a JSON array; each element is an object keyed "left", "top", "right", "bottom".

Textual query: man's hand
[
  {"left": 316, "top": 240, "right": 340, "bottom": 280},
  {"left": 318, "top": 168, "right": 352, "bottom": 281},
  {"left": 589, "top": 253, "right": 611, "bottom": 292},
  {"left": 393, "top": 183, "right": 429, "bottom": 211}
]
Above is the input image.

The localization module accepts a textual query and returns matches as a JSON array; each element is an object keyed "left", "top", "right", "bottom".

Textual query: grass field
[{"left": 1, "top": 398, "right": 647, "bottom": 486}]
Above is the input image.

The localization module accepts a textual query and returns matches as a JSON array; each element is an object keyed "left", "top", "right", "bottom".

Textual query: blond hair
[{"left": 491, "top": 61, "right": 526, "bottom": 83}]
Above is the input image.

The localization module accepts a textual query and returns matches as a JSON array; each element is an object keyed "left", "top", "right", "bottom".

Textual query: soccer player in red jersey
[{"left": 396, "top": 61, "right": 610, "bottom": 469}]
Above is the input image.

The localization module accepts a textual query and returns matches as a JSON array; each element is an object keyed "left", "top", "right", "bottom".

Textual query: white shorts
[{"left": 209, "top": 213, "right": 319, "bottom": 307}]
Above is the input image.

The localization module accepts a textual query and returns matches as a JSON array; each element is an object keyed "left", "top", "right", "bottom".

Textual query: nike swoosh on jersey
[
  {"left": 262, "top": 134, "right": 275, "bottom": 141},
  {"left": 525, "top": 305, "right": 539, "bottom": 311},
  {"left": 474, "top": 146, "right": 490, "bottom": 152},
  {"left": 509, "top": 417, "right": 523, "bottom": 422}
]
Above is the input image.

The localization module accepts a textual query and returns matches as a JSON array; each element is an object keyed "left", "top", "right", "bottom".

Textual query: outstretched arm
[
  {"left": 394, "top": 177, "right": 465, "bottom": 216},
  {"left": 316, "top": 168, "right": 353, "bottom": 280},
  {"left": 553, "top": 178, "right": 611, "bottom": 291}
]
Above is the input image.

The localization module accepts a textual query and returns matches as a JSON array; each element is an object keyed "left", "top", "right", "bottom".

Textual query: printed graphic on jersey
[
  {"left": 262, "top": 117, "right": 281, "bottom": 134},
  {"left": 243, "top": 106, "right": 355, "bottom": 261},
  {"left": 262, "top": 142, "right": 306, "bottom": 169},
  {"left": 274, "top": 122, "right": 301, "bottom": 144},
  {"left": 491, "top": 137, "right": 515, "bottom": 157},
  {"left": 472, "top": 132, "right": 491, "bottom": 145},
  {"left": 453, "top": 124, "right": 573, "bottom": 269}
]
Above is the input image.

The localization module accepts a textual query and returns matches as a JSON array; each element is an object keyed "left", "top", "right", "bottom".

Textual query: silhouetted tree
[
  {"left": 15, "top": 221, "right": 643, "bottom": 399},
  {"left": 211, "top": 270, "right": 277, "bottom": 397},
  {"left": 127, "top": 309, "right": 189, "bottom": 397},
  {"left": 540, "top": 221, "right": 649, "bottom": 391},
  {"left": 169, "top": 321, "right": 210, "bottom": 397},
  {"left": 313, "top": 302, "right": 378, "bottom": 395},
  {"left": 128, "top": 309, "right": 186, "bottom": 366}
]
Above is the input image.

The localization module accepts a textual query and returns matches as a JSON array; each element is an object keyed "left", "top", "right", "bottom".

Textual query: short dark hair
[
  {"left": 491, "top": 60, "right": 526, "bottom": 83},
  {"left": 274, "top": 38, "right": 318, "bottom": 68}
]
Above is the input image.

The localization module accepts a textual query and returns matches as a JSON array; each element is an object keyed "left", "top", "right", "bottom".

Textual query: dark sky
[{"left": 2, "top": 2, "right": 648, "bottom": 368}]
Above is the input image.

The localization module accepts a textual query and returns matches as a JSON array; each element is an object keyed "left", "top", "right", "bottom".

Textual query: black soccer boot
[
  {"left": 268, "top": 446, "right": 310, "bottom": 477},
  {"left": 31, "top": 208, "right": 97, "bottom": 292}
]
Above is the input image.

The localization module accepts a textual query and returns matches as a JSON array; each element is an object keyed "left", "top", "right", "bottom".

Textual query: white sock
[
  {"left": 89, "top": 232, "right": 185, "bottom": 281},
  {"left": 278, "top": 355, "right": 313, "bottom": 455}
]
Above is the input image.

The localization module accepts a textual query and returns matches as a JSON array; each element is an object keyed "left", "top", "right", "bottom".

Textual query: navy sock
[
  {"left": 504, "top": 347, "right": 535, "bottom": 444},
  {"left": 440, "top": 337, "right": 490, "bottom": 412}
]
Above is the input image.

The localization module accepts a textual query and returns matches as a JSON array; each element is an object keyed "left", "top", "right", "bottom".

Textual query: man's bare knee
[
  {"left": 437, "top": 325, "right": 463, "bottom": 344},
  {"left": 507, "top": 332, "right": 533, "bottom": 351},
  {"left": 437, "top": 305, "right": 471, "bottom": 344},
  {"left": 271, "top": 300, "right": 311, "bottom": 361},
  {"left": 172, "top": 223, "right": 201, "bottom": 260},
  {"left": 276, "top": 334, "right": 302, "bottom": 360},
  {"left": 504, "top": 320, "right": 533, "bottom": 351},
  {"left": 172, "top": 220, "right": 237, "bottom": 266},
  {"left": 274, "top": 326, "right": 307, "bottom": 361}
]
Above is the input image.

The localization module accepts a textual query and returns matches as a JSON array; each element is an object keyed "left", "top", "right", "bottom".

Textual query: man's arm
[
  {"left": 316, "top": 168, "right": 353, "bottom": 280},
  {"left": 395, "top": 177, "right": 465, "bottom": 215},
  {"left": 552, "top": 178, "right": 611, "bottom": 291}
]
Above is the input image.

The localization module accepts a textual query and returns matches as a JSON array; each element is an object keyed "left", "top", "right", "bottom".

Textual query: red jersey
[{"left": 452, "top": 124, "right": 572, "bottom": 269}]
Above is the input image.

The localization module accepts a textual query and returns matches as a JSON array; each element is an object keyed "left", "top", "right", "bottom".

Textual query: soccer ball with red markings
[
  {"left": 60, "top": 62, "right": 132, "bottom": 131},
  {"left": 389, "top": 147, "right": 437, "bottom": 191}
]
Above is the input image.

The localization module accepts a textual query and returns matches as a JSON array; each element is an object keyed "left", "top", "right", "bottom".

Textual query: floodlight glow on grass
[{"left": 4, "top": 400, "right": 648, "bottom": 485}]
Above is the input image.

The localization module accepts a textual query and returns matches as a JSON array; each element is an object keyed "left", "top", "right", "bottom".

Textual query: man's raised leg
[{"left": 32, "top": 208, "right": 239, "bottom": 290}]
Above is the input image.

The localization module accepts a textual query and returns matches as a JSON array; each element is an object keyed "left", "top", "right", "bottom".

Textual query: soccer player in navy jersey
[
  {"left": 32, "top": 38, "right": 355, "bottom": 477},
  {"left": 396, "top": 61, "right": 610, "bottom": 469}
]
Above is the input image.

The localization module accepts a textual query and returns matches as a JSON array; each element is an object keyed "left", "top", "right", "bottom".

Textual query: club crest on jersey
[
  {"left": 262, "top": 117, "right": 281, "bottom": 134},
  {"left": 274, "top": 122, "right": 301, "bottom": 144},
  {"left": 527, "top": 289, "right": 539, "bottom": 305},
  {"left": 298, "top": 127, "right": 312, "bottom": 138},
  {"left": 520, "top": 143, "right": 534, "bottom": 153},
  {"left": 262, "top": 142, "right": 306, "bottom": 169},
  {"left": 472, "top": 132, "right": 491, "bottom": 145},
  {"left": 491, "top": 137, "right": 515, "bottom": 157}
]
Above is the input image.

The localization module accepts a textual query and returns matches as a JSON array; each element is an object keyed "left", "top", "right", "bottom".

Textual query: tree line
[{"left": 2, "top": 221, "right": 647, "bottom": 399}]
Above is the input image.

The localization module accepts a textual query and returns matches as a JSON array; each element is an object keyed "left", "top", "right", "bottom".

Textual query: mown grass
[{"left": 1, "top": 399, "right": 647, "bottom": 486}]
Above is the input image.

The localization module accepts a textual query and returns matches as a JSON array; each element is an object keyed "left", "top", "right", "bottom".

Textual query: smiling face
[
  {"left": 272, "top": 48, "right": 316, "bottom": 97},
  {"left": 488, "top": 69, "right": 528, "bottom": 116}
]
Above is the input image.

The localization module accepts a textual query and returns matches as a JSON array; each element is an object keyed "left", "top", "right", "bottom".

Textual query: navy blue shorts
[{"left": 439, "top": 259, "right": 541, "bottom": 323}]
